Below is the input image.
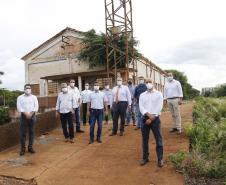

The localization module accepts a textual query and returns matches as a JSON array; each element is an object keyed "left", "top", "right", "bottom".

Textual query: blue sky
[{"left": 0, "top": 0, "right": 226, "bottom": 90}]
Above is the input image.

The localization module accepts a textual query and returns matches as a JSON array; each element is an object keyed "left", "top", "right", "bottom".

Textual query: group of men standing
[{"left": 16, "top": 72, "right": 183, "bottom": 168}]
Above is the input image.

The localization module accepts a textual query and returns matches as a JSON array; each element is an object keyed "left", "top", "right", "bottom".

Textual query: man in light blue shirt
[
  {"left": 126, "top": 78, "right": 136, "bottom": 126},
  {"left": 56, "top": 83, "right": 76, "bottom": 143},
  {"left": 87, "top": 81, "right": 108, "bottom": 144}
]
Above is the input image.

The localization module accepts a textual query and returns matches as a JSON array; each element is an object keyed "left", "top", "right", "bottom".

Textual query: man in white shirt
[
  {"left": 110, "top": 77, "right": 132, "bottom": 136},
  {"left": 103, "top": 82, "right": 114, "bottom": 124},
  {"left": 87, "top": 81, "right": 108, "bottom": 144},
  {"left": 139, "top": 79, "right": 164, "bottom": 167},
  {"left": 164, "top": 73, "right": 183, "bottom": 134},
  {"left": 68, "top": 79, "right": 84, "bottom": 133},
  {"left": 17, "top": 84, "right": 39, "bottom": 156},
  {"left": 81, "top": 83, "right": 92, "bottom": 126},
  {"left": 56, "top": 83, "right": 76, "bottom": 143}
]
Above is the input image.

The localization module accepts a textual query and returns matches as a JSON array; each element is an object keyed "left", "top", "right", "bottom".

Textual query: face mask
[
  {"left": 117, "top": 80, "right": 122, "bottom": 86},
  {"left": 139, "top": 80, "right": 144, "bottom": 84},
  {"left": 167, "top": 76, "right": 173, "bottom": 82},
  {"left": 62, "top": 87, "right": 68, "bottom": 93},
  {"left": 85, "top": 85, "right": 89, "bottom": 90},
  {"left": 128, "top": 81, "right": 132, "bottom": 85},
  {"left": 146, "top": 83, "right": 154, "bottom": 90},
  {"left": 25, "top": 89, "right": 31, "bottom": 95},
  {"left": 70, "top": 82, "right": 75, "bottom": 87},
  {"left": 94, "top": 86, "right": 99, "bottom": 91},
  {"left": 105, "top": 85, "right": 109, "bottom": 90}
]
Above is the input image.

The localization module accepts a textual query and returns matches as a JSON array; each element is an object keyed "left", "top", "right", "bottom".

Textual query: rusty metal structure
[{"left": 105, "top": 0, "right": 136, "bottom": 82}]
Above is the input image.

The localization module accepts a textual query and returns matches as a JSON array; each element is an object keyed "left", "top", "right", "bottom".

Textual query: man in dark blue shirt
[{"left": 134, "top": 76, "right": 147, "bottom": 130}]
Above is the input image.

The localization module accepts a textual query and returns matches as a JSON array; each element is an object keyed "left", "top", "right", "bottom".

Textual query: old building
[{"left": 21, "top": 27, "right": 167, "bottom": 97}]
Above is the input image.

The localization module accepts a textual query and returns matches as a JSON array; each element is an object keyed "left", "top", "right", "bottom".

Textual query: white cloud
[{"left": 0, "top": 0, "right": 226, "bottom": 91}]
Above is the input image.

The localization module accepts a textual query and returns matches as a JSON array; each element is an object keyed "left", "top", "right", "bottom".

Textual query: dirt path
[{"left": 0, "top": 103, "right": 193, "bottom": 185}]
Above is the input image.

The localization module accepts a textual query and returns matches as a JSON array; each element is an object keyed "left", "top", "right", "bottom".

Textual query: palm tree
[{"left": 78, "top": 29, "right": 140, "bottom": 68}]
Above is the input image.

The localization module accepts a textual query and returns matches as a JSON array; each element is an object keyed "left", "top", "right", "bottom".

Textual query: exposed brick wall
[{"left": 0, "top": 111, "right": 60, "bottom": 152}]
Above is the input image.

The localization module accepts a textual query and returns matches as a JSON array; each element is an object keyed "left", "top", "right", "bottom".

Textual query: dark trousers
[
  {"left": 60, "top": 112, "right": 74, "bottom": 139},
  {"left": 19, "top": 114, "right": 36, "bottom": 149},
  {"left": 141, "top": 117, "right": 163, "bottom": 161},
  {"left": 89, "top": 109, "right": 104, "bottom": 141},
  {"left": 112, "top": 101, "right": 128, "bottom": 134},
  {"left": 73, "top": 108, "right": 81, "bottom": 131},
  {"left": 104, "top": 105, "right": 114, "bottom": 122},
  {"left": 82, "top": 103, "right": 88, "bottom": 124}
]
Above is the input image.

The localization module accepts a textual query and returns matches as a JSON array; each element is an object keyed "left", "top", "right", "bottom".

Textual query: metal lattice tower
[{"left": 105, "top": 0, "right": 136, "bottom": 82}]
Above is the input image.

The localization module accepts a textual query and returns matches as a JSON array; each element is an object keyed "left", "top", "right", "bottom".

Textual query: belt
[{"left": 167, "top": 97, "right": 179, "bottom": 100}]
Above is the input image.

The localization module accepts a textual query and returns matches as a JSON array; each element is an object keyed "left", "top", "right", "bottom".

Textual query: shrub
[{"left": 0, "top": 107, "right": 11, "bottom": 125}]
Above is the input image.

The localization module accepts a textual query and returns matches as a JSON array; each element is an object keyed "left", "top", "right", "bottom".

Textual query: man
[
  {"left": 125, "top": 78, "right": 136, "bottom": 126},
  {"left": 87, "top": 81, "right": 108, "bottom": 144},
  {"left": 134, "top": 76, "right": 147, "bottom": 130},
  {"left": 139, "top": 79, "right": 164, "bottom": 167},
  {"left": 68, "top": 79, "right": 84, "bottom": 133},
  {"left": 56, "top": 83, "right": 76, "bottom": 143},
  {"left": 110, "top": 77, "right": 132, "bottom": 136},
  {"left": 17, "top": 84, "right": 39, "bottom": 156},
  {"left": 103, "top": 82, "right": 114, "bottom": 124},
  {"left": 81, "top": 83, "right": 92, "bottom": 126},
  {"left": 164, "top": 73, "right": 183, "bottom": 134}
]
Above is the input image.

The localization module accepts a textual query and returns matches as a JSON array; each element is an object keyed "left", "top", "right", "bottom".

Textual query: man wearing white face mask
[
  {"left": 139, "top": 79, "right": 164, "bottom": 167},
  {"left": 134, "top": 76, "right": 147, "bottom": 130},
  {"left": 81, "top": 83, "right": 92, "bottom": 126},
  {"left": 17, "top": 84, "right": 39, "bottom": 156},
  {"left": 103, "top": 82, "right": 114, "bottom": 124},
  {"left": 87, "top": 81, "right": 108, "bottom": 144},
  {"left": 110, "top": 77, "right": 132, "bottom": 136},
  {"left": 56, "top": 83, "right": 76, "bottom": 143},
  {"left": 164, "top": 73, "right": 183, "bottom": 134},
  {"left": 68, "top": 79, "right": 84, "bottom": 133}
]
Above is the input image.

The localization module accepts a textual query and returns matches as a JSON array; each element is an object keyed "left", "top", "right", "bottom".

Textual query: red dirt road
[{"left": 0, "top": 103, "right": 193, "bottom": 185}]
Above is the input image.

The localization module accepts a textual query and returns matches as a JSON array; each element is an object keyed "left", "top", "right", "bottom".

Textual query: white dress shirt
[
  {"left": 81, "top": 89, "right": 92, "bottom": 103},
  {"left": 56, "top": 92, "right": 75, "bottom": 114},
  {"left": 139, "top": 90, "right": 163, "bottom": 116},
  {"left": 88, "top": 91, "right": 108, "bottom": 109},
  {"left": 112, "top": 85, "right": 132, "bottom": 106},
  {"left": 68, "top": 86, "right": 80, "bottom": 108},
  {"left": 103, "top": 89, "right": 114, "bottom": 107},
  {"left": 17, "top": 94, "right": 39, "bottom": 113},
  {"left": 164, "top": 79, "right": 183, "bottom": 100}
]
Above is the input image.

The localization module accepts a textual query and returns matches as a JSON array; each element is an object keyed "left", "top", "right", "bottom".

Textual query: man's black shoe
[
  {"left": 158, "top": 159, "right": 164, "bottom": 167},
  {"left": 169, "top": 128, "right": 178, "bottom": 133},
  {"left": 134, "top": 127, "right": 140, "bottom": 130},
  {"left": 109, "top": 133, "right": 116, "bottom": 136},
  {"left": 96, "top": 139, "right": 102, "bottom": 143},
  {"left": 20, "top": 148, "right": 25, "bottom": 156},
  {"left": 28, "top": 148, "right": 35, "bottom": 154},
  {"left": 140, "top": 159, "right": 149, "bottom": 166},
  {"left": 76, "top": 130, "right": 85, "bottom": 133},
  {"left": 119, "top": 132, "right": 124, "bottom": 136},
  {"left": 88, "top": 140, "right": 94, "bottom": 144}
]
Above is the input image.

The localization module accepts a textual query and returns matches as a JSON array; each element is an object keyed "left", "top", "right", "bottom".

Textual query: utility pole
[{"left": 104, "top": 0, "right": 136, "bottom": 83}]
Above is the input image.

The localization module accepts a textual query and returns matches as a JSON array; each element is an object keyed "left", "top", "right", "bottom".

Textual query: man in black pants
[
  {"left": 81, "top": 83, "right": 92, "bottom": 125},
  {"left": 139, "top": 79, "right": 164, "bottom": 167},
  {"left": 110, "top": 77, "right": 132, "bottom": 136},
  {"left": 17, "top": 84, "right": 39, "bottom": 156}
]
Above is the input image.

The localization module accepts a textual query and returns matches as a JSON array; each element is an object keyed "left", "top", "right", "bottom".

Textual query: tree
[
  {"left": 165, "top": 69, "right": 200, "bottom": 100},
  {"left": 212, "top": 85, "right": 226, "bottom": 97},
  {"left": 78, "top": 29, "right": 140, "bottom": 68},
  {"left": 0, "top": 71, "right": 3, "bottom": 84}
]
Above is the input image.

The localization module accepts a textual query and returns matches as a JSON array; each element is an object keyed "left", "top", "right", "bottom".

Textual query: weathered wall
[{"left": 0, "top": 111, "right": 60, "bottom": 152}]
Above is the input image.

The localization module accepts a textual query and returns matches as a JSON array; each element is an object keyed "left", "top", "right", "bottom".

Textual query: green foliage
[
  {"left": 169, "top": 97, "right": 226, "bottom": 180},
  {"left": 0, "top": 107, "right": 10, "bottom": 125},
  {"left": 78, "top": 29, "right": 140, "bottom": 68},
  {"left": 165, "top": 69, "right": 200, "bottom": 100},
  {"left": 169, "top": 151, "right": 187, "bottom": 170},
  {"left": 0, "top": 89, "right": 23, "bottom": 107}
]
